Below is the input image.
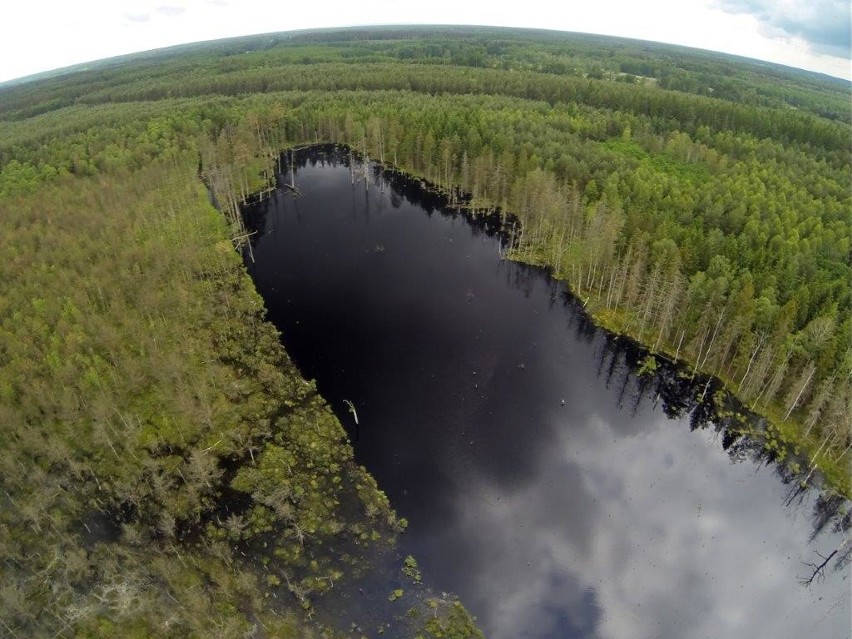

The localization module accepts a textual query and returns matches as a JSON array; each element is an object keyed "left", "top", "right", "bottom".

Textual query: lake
[{"left": 242, "top": 145, "right": 850, "bottom": 639}]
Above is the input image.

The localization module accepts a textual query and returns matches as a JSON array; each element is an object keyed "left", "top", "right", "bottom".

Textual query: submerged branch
[{"left": 343, "top": 399, "right": 359, "bottom": 425}]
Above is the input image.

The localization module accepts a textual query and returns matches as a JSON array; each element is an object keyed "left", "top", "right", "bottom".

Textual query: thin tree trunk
[{"left": 783, "top": 363, "right": 816, "bottom": 421}]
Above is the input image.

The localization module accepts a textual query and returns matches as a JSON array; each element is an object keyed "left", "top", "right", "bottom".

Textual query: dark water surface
[{"left": 243, "top": 146, "right": 850, "bottom": 639}]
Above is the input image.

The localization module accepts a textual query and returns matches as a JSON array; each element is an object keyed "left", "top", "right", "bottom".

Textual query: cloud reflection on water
[{"left": 433, "top": 369, "right": 849, "bottom": 639}]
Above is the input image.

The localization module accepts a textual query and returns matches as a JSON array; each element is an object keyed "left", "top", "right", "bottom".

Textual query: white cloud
[{"left": 716, "top": 0, "right": 851, "bottom": 56}]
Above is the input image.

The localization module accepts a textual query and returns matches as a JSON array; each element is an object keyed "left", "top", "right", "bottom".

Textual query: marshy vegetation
[{"left": 0, "top": 26, "right": 849, "bottom": 636}]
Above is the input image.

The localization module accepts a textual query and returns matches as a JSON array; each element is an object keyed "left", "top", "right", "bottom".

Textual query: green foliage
[
  {"left": 637, "top": 355, "right": 659, "bottom": 377},
  {"left": 0, "top": 154, "right": 396, "bottom": 636},
  {"left": 402, "top": 555, "right": 423, "bottom": 583},
  {"left": 409, "top": 598, "right": 484, "bottom": 639},
  {"left": 0, "top": 25, "right": 849, "bottom": 637}
]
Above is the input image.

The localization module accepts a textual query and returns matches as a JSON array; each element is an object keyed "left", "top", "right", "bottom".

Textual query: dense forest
[{"left": 0, "top": 26, "right": 849, "bottom": 637}]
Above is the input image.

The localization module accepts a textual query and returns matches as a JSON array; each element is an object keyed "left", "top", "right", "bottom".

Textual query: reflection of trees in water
[
  {"left": 799, "top": 537, "right": 851, "bottom": 587},
  {"left": 244, "top": 144, "right": 514, "bottom": 252},
  {"left": 590, "top": 321, "right": 850, "bottom": 571},
  {"left": 241, "top": 195, "right": 269, "bottom": 242}
]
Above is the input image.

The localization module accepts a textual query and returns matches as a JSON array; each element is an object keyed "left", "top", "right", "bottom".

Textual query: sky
[{"left": 0, "top": 0, "right": 849, "bottom": 83}]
